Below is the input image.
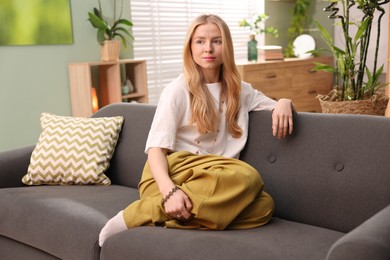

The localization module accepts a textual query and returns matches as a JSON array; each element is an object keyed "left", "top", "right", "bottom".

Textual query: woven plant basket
[
  {"left": 101, "top": 40, "right": 120, "bottom": 62},
  {"left": 317, "top": 90, "right": 389, "bottom": 116}
]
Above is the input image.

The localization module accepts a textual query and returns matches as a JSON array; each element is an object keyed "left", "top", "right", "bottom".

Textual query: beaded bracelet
[{"left": 161, "top": 186, "right": 180, "bottom": 207}]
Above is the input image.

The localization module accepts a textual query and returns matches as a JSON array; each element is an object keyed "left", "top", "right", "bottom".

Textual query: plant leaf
[
  {"left": 88, "top": 12, "right": 107, "bottom": 29},
  {"left": 113, "top": 27, "right": 134, "bottom": 40},
  {"left": 315, "top": 20, "right": 333, "bottom": 46},
  {"left": 354, "top": 17, "right": 370, "bottom": 44},
  {"left": 337, "top": 57, "right": 346, "bottom": 77},
  {"left": 312, "top": 62, "right": 336, "bottom": 73},
  {"left": 115, "top": 19, "right": 133, "bottom": 27},
  {"left": 97, "top": 28, "right": 106, "bottom": 43}
]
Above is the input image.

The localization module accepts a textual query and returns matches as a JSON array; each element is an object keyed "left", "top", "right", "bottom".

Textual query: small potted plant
[
  {"left": 88, "top": 0, "right": 134, "bottom": 61},
  {"left": 239, "top": 13, "right": 278, "bottom": 62},
  {"left": 312, "top": 0, "right": 389, "bottom": 115}
]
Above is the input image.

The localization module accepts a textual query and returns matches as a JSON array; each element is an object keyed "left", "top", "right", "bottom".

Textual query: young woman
[{"left": 99, "top": 14, "right": 294, "bottom": 246}]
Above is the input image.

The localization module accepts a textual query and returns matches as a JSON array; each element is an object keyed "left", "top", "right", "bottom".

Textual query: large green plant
[
  {"left": 88, "top": 0, "right": 133, "bottom": 48},
  {"left": 313, "top": 0, "right": 389, "bottom": 101}
]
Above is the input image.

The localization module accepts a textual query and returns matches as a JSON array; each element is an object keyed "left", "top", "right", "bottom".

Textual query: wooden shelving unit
[
  {"left": 68, "top": 59, "right": 148, "bottom": 117},
  {"left": 236, "top": 56, "right": 333, "bottom": 113}
]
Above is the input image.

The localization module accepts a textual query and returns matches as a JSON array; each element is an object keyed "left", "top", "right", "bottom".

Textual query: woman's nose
[{"left": 204, "top": 42, "right": 213, "bottom": 53}]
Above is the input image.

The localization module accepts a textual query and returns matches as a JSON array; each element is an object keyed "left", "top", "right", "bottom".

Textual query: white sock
[{"left": 99, "top": 210, "right": 127, "bottom": 247}]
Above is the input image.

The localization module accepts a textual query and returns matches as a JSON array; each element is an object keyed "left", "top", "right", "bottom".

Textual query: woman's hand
[
  {"left": 147, "top": 148, "right": 193, "bottom": 220},
  {"left": 272, "top": 98, "right": 294, "bottom": 139},
  {"left": 163, "top": 187, "right": 193, "bottom": 220}
]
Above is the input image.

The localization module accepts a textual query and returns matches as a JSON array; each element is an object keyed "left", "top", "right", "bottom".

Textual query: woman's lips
[{"left": 203, "top": 56, "right": 216, "bottom": 61}]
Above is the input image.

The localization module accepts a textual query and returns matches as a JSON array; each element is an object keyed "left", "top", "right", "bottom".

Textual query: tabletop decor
[
  {"left": 88, "top": 0, "right": 133, "bottom": 61},
  {"left": 239, "top": 13, "right": 278, "bottom": 62}
]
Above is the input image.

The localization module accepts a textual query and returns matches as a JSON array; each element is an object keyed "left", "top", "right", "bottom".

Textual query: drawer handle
[
  {"left": 308, "top": 69, "right": 317, "bottom": 74},
  {"left": 266, "top": 73, "right": 277, "bottom": 78},
  {"left": 308, "top": 90, "right": 317, "bottom": 94}
]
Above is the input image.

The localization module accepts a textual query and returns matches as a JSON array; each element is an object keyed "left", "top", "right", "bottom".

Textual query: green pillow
[{"left": 22, "top": 113, "right": 124, "bottom": 185}]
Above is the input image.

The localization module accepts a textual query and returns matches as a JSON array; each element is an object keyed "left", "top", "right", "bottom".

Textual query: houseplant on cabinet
[
  {"left": 313, "top": 0, "right": 389, "bottom": 115},
  {"left": 239, "top": 13, "right": 278, "bottom": 62},
  {"left": 88, "top": 0, "right": 134, "bottom": 61}
]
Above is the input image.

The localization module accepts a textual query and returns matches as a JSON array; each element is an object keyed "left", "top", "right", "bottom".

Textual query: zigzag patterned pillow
[{"left": 22, "top": 113, "right": 124, "bottom": 185}]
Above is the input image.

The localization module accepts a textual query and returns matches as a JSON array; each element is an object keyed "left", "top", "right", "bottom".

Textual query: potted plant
[
  {"left": 312, "top": 0, "right": 389, "bottom": 115},
  {"left": 88, "top": 0, "right": 134, "bottom": 61},
  {"left": 239, "top": 13, "right": 278, "bottom": 62}
]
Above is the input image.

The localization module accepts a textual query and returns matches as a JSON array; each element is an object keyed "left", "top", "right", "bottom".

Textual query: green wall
[{"left": 0, "top": 0, "right": 132, "bottom": 151}]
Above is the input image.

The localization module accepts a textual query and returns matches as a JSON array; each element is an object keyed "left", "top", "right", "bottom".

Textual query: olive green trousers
[{"left": 123, "top": 151, "right": 274, "bottom": 230}]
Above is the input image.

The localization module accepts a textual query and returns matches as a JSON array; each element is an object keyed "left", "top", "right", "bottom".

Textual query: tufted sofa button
[
  {"left": 268, "top": 155, "right": 276, "bottom": 163},
  {"left": 335, "top": 163, "right": 344, "bottom": 172}
]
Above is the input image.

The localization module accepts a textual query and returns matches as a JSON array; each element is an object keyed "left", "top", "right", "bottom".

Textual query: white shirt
[{"left": 145, "top": 74, "right": 276, "bottom": 158}]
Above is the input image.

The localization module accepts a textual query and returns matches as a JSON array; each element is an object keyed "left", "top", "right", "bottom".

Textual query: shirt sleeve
[
  {"left": 144, "top": 78, "right": 187, "bottom": 154},
  {"left": 241, "top": 81, "right": 277, "bottom": 111}
]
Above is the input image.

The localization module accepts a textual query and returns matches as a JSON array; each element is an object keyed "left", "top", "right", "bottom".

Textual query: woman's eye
[
  {"left": 213, "top": 39, "right": 222, "bottom": 44},
  {"left": 196, "top": 40, "right": 204, "bottom": 44}
]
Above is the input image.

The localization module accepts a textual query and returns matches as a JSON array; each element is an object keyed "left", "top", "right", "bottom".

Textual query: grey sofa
[{"left": 0, "top": 102, "right": 389, "bottom": 260}]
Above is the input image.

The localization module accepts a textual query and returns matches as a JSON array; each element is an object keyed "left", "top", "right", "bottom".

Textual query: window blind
[{"left": 130, "top": 0, "right": 263, "bottom": 104}]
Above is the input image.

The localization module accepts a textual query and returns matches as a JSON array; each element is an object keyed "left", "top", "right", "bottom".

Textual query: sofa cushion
[
  {"left": 22, "top": 113, "right": 124, "bottom": 185},
  {"left": 101, "top": 218, "right": 344, "bottom": 260},
  {"left": 0, "top": 185, "right": 138, "bottom": 260}
]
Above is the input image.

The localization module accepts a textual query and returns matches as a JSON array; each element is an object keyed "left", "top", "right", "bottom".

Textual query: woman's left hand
[{"left": 272, "top": 98, "right": 294, "bottom": 139}]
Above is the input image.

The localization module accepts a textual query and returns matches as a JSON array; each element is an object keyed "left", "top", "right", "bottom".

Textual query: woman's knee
[{"left": 235, "top": 163, "right": 263, "bottom": 190}]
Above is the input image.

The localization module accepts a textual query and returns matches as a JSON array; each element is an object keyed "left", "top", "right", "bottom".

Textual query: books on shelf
[{"left": 258, "top": 45, "right": 284, "bottom": 61}]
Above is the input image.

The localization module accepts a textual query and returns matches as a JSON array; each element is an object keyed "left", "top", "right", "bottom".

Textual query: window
[{"left": 130, "top": 0, "right": 264, "bottom": 104}]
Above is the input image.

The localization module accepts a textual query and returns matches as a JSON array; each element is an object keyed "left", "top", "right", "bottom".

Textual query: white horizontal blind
[{"left": 130, "top": 0, "right": 263, "bottom": 104}]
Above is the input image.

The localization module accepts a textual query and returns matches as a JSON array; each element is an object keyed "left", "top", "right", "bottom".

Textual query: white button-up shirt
[{"left": 145, "top": 74, "right": 276, "bottom": 158}]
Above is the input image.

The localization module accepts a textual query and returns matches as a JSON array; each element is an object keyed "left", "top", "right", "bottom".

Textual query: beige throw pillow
[{"left": 22, "top": 113, "right": 124, "bottom": 185}]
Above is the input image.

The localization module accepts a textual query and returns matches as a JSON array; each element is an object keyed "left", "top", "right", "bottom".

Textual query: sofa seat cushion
[
  {"left": 101, "top": 218, "right": 344, "bottom": 260},
  {"left": 0, "top": 185, "right": 138, "bottom": 260}
]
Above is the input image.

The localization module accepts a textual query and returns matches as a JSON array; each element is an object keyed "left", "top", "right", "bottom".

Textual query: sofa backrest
[
  {"left": 93, "top": 103, "right": 155, "bottom": 189},
  {"left": 240, "top": 110, "right": 390, "bottom": 233},
  {"left": 95, "top": 103, "right": 390, "bottom": 234}
]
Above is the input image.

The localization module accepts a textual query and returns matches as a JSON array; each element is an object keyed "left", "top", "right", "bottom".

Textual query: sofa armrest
[
  {"left": 326, "top": 205, "right": 390, "bottom": 260},
  {"left": 0, "top": 145, "right": 35, "bottom": 188}
]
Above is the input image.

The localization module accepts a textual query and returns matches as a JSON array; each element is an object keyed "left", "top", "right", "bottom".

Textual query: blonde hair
[{"left": 183, "top": 14, "right": 242, "bottom": 138}]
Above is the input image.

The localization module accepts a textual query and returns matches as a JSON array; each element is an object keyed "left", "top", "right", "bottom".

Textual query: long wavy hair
[{"left": 183, "top": 14, "right": 242, "bottom": 138}]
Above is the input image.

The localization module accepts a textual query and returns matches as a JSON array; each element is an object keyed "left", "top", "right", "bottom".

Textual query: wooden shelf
[
  {"left": 68, "top": 59, "right": 148, "bottom": 117},
  {"left": 236, "top": 56, "right": 334, "bottom": 113}
]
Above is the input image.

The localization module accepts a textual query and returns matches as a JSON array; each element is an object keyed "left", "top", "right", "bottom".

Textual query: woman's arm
[{"left": 148, "top": 147, "right": 193, "bottom": 219}]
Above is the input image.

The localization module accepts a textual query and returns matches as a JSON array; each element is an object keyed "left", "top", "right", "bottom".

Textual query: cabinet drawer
[
  {"left": 243, "top": 68, "right": 290, "bottom": 98},
  {"left": 244, "top": 68, "right": 288, "bottom": 86},
  {"left": 291, "top": 64, "right": 332, "bottom": 84},
  {"left": 236, "top": 56, "right": 334, "bottom": 112}
]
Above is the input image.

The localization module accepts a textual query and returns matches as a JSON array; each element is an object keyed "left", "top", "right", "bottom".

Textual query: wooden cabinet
[
  {"left": 236, "top": 56, "right": 333, "bottom": 112},
  {"left": 68, "top": 59, "right": 148, "bottom": 117}
]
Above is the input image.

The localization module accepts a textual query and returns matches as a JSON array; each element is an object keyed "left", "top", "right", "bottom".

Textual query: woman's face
[{"left": 191, "top": 22, "right": 223, "bottom": 79}]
